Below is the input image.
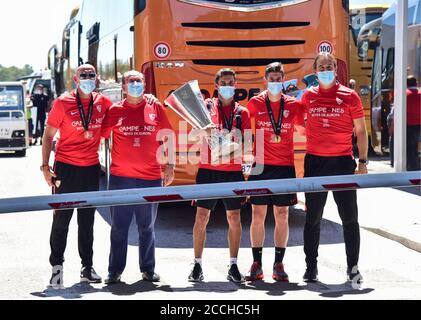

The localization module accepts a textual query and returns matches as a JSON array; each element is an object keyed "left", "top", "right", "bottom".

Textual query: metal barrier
[{"left": 0, "top": 172, "right": 419, "bottom": 214}]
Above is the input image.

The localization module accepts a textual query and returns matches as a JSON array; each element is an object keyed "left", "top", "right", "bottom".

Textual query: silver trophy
[{"left": 165, "top": 80, "right": 240, "bottom": 163}]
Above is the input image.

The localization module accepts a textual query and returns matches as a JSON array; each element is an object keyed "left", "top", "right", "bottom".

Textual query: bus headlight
[{"left": 12, "top": 130, "right": 26, "bottom": 138}]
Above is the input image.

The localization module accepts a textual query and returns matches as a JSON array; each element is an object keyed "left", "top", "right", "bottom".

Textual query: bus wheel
[{"left": 15, "top": 150, "right": 26, "bottom": 157}]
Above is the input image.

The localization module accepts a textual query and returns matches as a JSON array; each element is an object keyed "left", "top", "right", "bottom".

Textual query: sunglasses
[
  {"left": 128, "top": 79, "right": 143, "bottom": 83},
  {"left": 79, "top": 73, "right": 97, "bottom": 80}
]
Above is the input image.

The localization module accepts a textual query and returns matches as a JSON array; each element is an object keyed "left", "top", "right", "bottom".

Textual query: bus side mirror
[{"left": 358, "top": 40, "right": 369, "bottom": 59}]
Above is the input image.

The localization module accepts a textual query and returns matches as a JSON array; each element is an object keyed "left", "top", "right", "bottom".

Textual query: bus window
[
  {"left": 135, "top": 0, "right": 146, "bottom": 14},
  {"left": 372, "top": 47, "right": 383, "bottom": 98},
  {"left": 385, "top": 48, "right": 395, "bottom": 74},
  {"left": 69, "top": 21, "right": 82, "bottom": 80},
  {"left": 87, "top": 22, "right": 100, "bottom": 69},
  {"left": 0, "top": 87, "right": 24, "bottom": 110},
  {"left": 97, "top": 37, "right": 117, "bottom": 83}
]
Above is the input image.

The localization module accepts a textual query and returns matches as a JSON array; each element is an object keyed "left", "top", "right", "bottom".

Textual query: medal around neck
[
  {"left": 84, "top": 130, "right": 94, "bottom": 140},
  {"left": 76, "top": 91, "right": 95, "bottom": 140},
  {"left": 165, "top": 80, "right": 240, "bottom": 163}
]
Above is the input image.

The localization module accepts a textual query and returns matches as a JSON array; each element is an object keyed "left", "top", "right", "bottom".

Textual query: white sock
[
  {"left": 230, "top": 258, "right": 238, "bottom": 266},
  {"left": 194, "top": 258, "right": 202, "bottom": 266}
]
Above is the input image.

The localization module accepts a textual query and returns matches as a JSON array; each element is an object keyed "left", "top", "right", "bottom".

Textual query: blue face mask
[
  {"left": 79, "top": 79, "right": 96, "bottom": 95},
  {"left": 317, "top": 71, "right": 336, "bottom": 86},
  {"left": 128, "top": 82, "right": 145, "bottom": 98},
  {"left": 219, "top": 86, "right": 235, "bottom": 100},
  {"left": 268, "top": 82, "right": 284, "bottom": 96}
]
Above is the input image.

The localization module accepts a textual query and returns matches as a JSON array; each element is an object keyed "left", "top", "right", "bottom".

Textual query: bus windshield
[
  {"left": 0, "top": 86, "right": 24, "bottom": 110},
  {"left": 179, "top": 0, "right": 295, "bottom": 10},
  {"left": 382, "top": 0, "right": 420, "bottom": 26},
  {"left": 189, "top": 0, "right": 286, "bottom": 3},
  {"left": 351, "top": 12, "right": 384, "bottom": 45}
]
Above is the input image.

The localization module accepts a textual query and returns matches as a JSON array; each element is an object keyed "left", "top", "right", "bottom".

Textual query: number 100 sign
[{"left": 317, "top": 41, "right": 334, "bottom": 54}]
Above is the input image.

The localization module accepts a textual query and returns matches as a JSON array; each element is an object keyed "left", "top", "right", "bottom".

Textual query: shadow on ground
[{"left": 30, "top": 279, "right": 374, "bottom": 299}]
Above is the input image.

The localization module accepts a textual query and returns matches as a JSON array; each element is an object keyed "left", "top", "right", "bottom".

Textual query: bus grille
[
  {"left": 192, "top": 58, "right": 301, "bottom": 66},
  {"left": 187, "top": 40, "right": 305, "bottom": 48},
  {"left": 181, "top": 21, "right": 310, "bottom": 29}
]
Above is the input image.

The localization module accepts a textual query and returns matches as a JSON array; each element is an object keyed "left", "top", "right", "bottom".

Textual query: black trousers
[
  {"left": 303, "top": 154, "right": 360, "bottom": 270},
  {"left": 49, "top": 161, "right": 100, "bottom": 268},
  {"left": 35, "top": 110, "right": 46, "bottom": 139},
  {"left": 407, "top": 125, "right": 421, "bottom": 171}
]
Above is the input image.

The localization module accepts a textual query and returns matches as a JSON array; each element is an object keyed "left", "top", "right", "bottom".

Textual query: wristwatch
[
  {"left": 358, "top": 159, "right": 369, "bottom": 165},
  {"left": 40, "top": 164, "right": 50, "bottom": 171}
]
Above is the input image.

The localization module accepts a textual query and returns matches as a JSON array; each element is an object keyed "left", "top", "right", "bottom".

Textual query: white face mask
[
  {"left": 219, "top": 86, "right": 236, "bottom": 100},
  {"left": 127, "top": 82, "right": 145, "bottom": 98},
  {"left": 79, "top": 79, "right": 96, "bottom": 95},
  {"left": 317, "top": 71, "right": 336, "bottom": 86},
  {"left": 267, "top": 82, "right": 284, "bottom": 95}
]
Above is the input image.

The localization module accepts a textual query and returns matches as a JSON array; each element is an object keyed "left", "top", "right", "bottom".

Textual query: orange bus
[{"left": 50, "top": 0, "right": 350, "bottom": 185}]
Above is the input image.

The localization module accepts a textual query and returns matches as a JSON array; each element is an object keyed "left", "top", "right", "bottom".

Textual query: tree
[{"left": 0, "top": 64, "right": 34, "bottom": 82}]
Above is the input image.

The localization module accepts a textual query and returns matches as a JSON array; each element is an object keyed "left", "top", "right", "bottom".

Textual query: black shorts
[
  {"left": 195, "top": 168, "right": 245, "bottom": 211},
  {"left": 248, "top": 165, "right": 298, "bottom": 207}
]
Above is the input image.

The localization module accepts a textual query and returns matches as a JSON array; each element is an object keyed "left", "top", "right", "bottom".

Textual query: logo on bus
[
  {"left": 154, "top": 42, "right": 171, "bottom": 60},
  {"left": 317, "top": 41, "right": 334, "bottom": 54}
]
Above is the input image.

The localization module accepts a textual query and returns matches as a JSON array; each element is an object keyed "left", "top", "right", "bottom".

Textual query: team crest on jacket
[
  {"left": 283, "top": 110, "right": 290, "bottom": 118},
  {"left": 336, "top": 98, "right": 343, "bottom": 105},
  {"left": 97, "top": 105, "right": 102, "bottom": 113},
  {"left": 149, "top": 114, "right": 157, "bottom": 122},
  {"left": 117, "top": 117, "right": 125, "bottom": 126}
]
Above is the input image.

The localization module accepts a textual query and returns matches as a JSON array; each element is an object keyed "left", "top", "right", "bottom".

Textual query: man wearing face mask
[
  {"left": 245, "top": 62, "right": 305, "bottom": 282},
  {"left": 41, "top": 64, "right": 113, "bottom": 287},
  {"left": 189, "top": 68, "right": 251, "bottom": 283},
  {"left": 31, "top": 84, "right": 50, "bottom": 145},
  {"left": 101, "top": 71, "right": 174, "bottom": 285},
  {"left": 300, "top": 53, "right": 368, "bottom": 284}
]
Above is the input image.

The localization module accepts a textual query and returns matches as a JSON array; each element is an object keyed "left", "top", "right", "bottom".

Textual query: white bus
[{"left": 0, "top": 82, "right": 29, "bottom": 157}]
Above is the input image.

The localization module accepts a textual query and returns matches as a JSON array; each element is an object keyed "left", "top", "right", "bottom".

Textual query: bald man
[{"left": 42, "top": 64, "right": 113, "bottom": 288}]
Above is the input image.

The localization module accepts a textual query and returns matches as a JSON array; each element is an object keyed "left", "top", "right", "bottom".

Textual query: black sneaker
[
  {"left": 49, "top": 267, "right": 64, "bottom": 289},
  {"left": 227, "top": 264, "right": 245, "bottom": 283},
  {"left": 303, "top": 266, "right": 318, "bottom": 283},
  {"left": 142, "top": 272, "right": 161, "bottom": 282},
  {"left": 105, "top": 273, "right": 122, "bottom": 285},
  {"left": 80, "top": 267, "right": 102, "bottom": 284},
  {"left": 188, "top": 263, "right": 204, "bottom": 282},
  {"left": 347, "top": 268, "right": 364, "bottom": 284}
]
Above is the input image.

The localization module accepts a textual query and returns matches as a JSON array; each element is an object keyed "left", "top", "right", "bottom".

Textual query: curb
[{"left": 361, "top": 226, "right": 421, "bottom": 253}]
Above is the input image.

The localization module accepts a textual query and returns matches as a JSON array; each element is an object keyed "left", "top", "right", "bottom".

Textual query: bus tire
[{"left": 15, "top": 150, "right": 26, "bottom": 157}]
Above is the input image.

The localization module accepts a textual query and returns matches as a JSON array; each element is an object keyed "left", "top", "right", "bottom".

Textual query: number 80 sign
[{"left": 154, "top": 42, "right": 171, "bottom": 60}]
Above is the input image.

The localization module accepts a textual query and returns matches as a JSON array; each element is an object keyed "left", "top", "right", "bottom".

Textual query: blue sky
[
  {"left": 0, "top": 0, "right": 396, "bottom": 71},
  {"left": 0, "top": 0, "right": 80, "bottom": 71}
]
